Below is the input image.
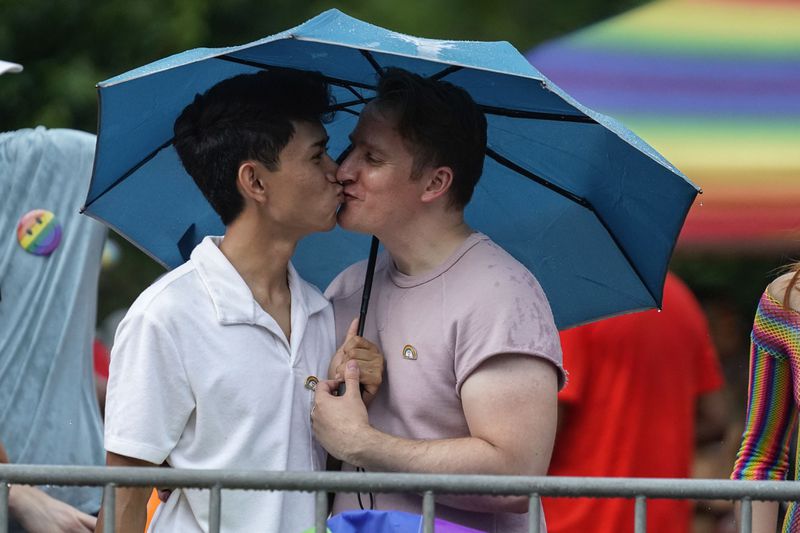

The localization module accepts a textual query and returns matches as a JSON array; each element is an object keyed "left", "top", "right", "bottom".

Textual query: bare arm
[
  {"left": 735, "top": 500, "right": 779, "bottom": 533},
  {"left": 695, "top": 388, "right": 728, "bottom": 445},
  {"left": 313, "top": 354, "right": 558, "bottom": 513},
  {"left": 95, "top": 452, "right": 157, "bottom": 533},
  {"left": 1, "top": 440, "right": 97, "bottom": 532}
]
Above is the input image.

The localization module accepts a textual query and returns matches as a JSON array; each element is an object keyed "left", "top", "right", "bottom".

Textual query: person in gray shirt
[{"left": 1, "top": 63, "right": 105, "bottom": 531}]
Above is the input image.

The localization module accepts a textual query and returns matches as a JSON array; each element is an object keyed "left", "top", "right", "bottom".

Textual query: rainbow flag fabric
[{"left": 527, "top": 0, "right": 800, "bottom": 251}]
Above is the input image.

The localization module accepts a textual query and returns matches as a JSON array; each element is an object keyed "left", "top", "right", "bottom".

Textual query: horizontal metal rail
[
  {"left": 0, "top": 465, "right": 798, "bottom": 501},
  {"left": 2, "top": 465, "right": 795, "bottom": 533}
]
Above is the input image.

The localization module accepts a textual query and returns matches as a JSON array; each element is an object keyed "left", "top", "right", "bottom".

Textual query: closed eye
[{"left": 312, "top": 145, "right": 331, "bottom": 162}]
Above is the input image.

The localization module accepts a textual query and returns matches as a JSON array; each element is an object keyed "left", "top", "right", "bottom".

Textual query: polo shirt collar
[{"left": 191, "top": 236, "right": 328, "bottom": 326}]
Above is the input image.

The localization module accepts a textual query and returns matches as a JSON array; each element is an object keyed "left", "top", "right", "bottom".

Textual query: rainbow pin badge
[
  {"left": 17, "top": 209, "right": 62, "bottom": 256},
  {"left": 402, "top": 344, "right": 418, "bottom": 360}
]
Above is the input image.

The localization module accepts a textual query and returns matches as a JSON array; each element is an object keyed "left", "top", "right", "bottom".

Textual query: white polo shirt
[{"left": 105, "top": 236, "right": 334, "bottom": 533}]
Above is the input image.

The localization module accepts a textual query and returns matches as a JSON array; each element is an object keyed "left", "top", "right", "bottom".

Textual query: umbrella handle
[{"left": 337, "top": 236, "right": 380, "bottom": 396}]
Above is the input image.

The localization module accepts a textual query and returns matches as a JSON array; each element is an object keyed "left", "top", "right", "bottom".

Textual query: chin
[
  {"left": 322, "top": 217, "right": 337, "bottom": 232},
  {"left": 336, "top": 208, "right": 364, "bottom": 233}
]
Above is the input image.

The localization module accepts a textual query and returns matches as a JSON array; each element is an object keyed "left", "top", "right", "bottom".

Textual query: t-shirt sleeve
[
  {"left": 452, "top": 269, "right": 564, "bottom": 394},
  {"left": 104, "top": 309, "right": 195, "bottom": 465}
]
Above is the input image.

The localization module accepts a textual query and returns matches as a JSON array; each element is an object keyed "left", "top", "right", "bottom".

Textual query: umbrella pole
[
  {"left": 357, "top": 236, "right": 380, "bottom": 336},
  {"left": 338, "top": 235, "right": 380, "bottom": 396}
]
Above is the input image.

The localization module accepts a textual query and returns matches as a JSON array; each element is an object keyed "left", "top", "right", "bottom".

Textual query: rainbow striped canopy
[{"left": 528, "top": 0, "right": 800, "bottom": 251}]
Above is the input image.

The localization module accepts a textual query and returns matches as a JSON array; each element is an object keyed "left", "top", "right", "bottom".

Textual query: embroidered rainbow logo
[{"left": 16, "top": 209, "right": 62, "bottom": 256}]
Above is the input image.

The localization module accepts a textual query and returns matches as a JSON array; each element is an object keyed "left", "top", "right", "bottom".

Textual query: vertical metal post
[
  {"left": 103, "top": 484, "right": 116, "bottom": 533},
  {"left": 528, "top": 494, "right": 541, "bottom": 533},
  {"left": 315, "top": 490, "right": 328, "bottom": 532},
  {"left": 422, "top": 491, "right": 435, "bottom": 533},
  {"left": 0, "top": 482, "right": 9, "bottom": 533},
  {"left": 739, "top": 498, "right": 752, "bottom": 533},
  {"left": 634, "top": 496, "right": 647, "bottom": 533},
  {"left": 208, "top": 485, "right": 221, "bottom": 533}
]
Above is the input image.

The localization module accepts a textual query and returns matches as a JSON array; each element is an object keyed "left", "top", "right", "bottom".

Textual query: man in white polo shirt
[{"left": 99, "top": 69, "right": 382, "bottom": 533}]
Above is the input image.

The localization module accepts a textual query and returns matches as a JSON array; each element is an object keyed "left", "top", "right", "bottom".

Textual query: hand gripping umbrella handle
[{"left": 338, "top": 236, "right": 380, "bottom": 396}]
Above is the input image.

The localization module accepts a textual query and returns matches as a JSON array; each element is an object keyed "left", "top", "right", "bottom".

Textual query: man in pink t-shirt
[{"left": 311, "top": 68, "right": 564, "bottom": 533}]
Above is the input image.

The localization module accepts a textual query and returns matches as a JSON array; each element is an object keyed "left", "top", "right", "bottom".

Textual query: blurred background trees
[{"left": 0, "top": 0, "right": 646, "bottom": 133}]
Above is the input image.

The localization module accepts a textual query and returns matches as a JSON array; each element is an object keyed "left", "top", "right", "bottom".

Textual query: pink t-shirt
[{"left": 325, "top": 232, "right": 564, "bottom": 533}]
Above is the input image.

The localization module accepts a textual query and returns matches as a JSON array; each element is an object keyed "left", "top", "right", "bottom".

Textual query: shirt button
[{"left": 304, "top": 375, "right": 319, "bottom": 391}]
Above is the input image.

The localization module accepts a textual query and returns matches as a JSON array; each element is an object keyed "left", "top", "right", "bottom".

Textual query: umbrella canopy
[
  {"left": 527, "top": 0, "right": 800, "bottom": 252},
  {"left": 83, "top": 9, "right": 698, "bottom": 330}
]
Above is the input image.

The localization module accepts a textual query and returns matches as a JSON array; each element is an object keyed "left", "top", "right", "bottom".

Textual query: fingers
[
  {"left": 330, "top": 318, "right": 362, "bottom": 380},
  {"left": 335, "top": 356, "right": 381, "bottom": 383},
  {"left": 341, "top": 335, "right": 378, "bottom": 354},
  {"left": 314, "top": 378, "right": 338, "bottom": 396},
  {"left": 343, "top": 360, "right": 360, "bottom": 398},
  {"left": 334, "top": 340, "right": 379, "bottom": 382},
  {"left": 345, "top": 317, "right": 359, "bottom": 342},
  {"left": 77, "top": 511, "right": 97, "bottom": 529}
]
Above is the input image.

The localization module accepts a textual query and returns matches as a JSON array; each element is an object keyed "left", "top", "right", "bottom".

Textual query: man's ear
[
  {"left": 420, "top": 166, "right": 454, "bottom": 204},
  {"left": 237, "top": 161, "right": 267, "bottom": 204}
]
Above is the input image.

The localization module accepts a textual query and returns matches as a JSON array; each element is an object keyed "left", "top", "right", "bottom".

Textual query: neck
[
  {"left": 219, "top": 213, "right": 297, "bottom": 298},
  {"left": 380, "top": 210, "right": 473, "bottom": 276}
]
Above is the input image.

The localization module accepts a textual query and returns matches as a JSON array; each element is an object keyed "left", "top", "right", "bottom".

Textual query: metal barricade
[{"left": 1, "top": 464, "right": 798, "bottom": 533}]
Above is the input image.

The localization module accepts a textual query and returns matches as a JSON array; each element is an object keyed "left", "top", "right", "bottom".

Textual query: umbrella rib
[
  {"left": 82, "top": 137, "right": 175, "bottom": 210},
  {"left": 481, "top": 105, "right": 595, "bottom": 123},
  {"left": 485, "top": 148, "right": 588, "bottom": 207},
  {"left": 329, "top": 98, "right": 372, "bottom": 111},
  {"left": 485, "top": 148, "right": 658, "bottom": 307},
  {"left": 218, "top": 55, "right": 377, "bottom": 91},
  {"left": 360, "top": 50, "right": 383, "bottom": 75},
  {"left": 220, "top": 55, "right": 592, "bottom": 124},
  {"left": 343, "top": 86, "right": 369, "bottom": 104},
  {"left": 429, "top": 65, "right": 462, "bottom": 81}
]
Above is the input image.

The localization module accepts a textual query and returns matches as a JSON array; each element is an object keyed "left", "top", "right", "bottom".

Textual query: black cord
[{"left": 356, "top": 467, "right": 375, "bottom": 510}]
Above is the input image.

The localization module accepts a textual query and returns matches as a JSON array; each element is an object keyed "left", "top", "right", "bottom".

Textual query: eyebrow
[
  {"left": 348, "top": 133, "right": 385, "bottom": 155},
  {"left": 310, "top": 135, "right": 329, "bottom": 151}
]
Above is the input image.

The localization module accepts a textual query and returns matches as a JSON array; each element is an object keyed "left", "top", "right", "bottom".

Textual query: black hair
[
  {"left": 373, "top": 67, "right": 487, "bottom": 209},
  {"left": 173, "top": 69, "right": 332, "bottom": 225}
]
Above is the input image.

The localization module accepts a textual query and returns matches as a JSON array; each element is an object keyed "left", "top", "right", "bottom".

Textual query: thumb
[
  {"left": 345, "top": 317, "right": 359, "bottom": 342},
  {"left": 344, "top": 360, "right": 361, "bottom": 398}
]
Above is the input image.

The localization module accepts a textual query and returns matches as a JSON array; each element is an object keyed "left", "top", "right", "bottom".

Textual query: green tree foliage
[{"left": 1, "top": 0, "right": 644, "bottom": 132}]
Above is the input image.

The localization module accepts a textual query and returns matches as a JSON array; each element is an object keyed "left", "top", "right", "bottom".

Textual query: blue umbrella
[{"left": 82, "top": 9, "right": 698, "bottom": 330}]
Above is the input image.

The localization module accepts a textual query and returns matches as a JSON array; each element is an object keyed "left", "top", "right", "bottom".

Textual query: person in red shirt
[{"left": 543, "top": 272, "right": 727, "bottom": 533}]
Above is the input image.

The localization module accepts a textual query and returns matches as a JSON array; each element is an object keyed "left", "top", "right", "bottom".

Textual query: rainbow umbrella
[{"left": 527, "top": 0, "right": 800, "bottom": 251}]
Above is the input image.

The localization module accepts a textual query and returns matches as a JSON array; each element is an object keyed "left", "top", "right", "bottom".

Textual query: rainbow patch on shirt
[{"left": 17, "top": 209, "right": 62, "bottom": 256}]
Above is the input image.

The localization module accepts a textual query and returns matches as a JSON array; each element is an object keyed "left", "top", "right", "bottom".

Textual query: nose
[
  {"left": 323, "top": 153, "right": 340, "bottom": 185},
  {"left": 336, "top": 149, "right": 357, "bottom": 185}
]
